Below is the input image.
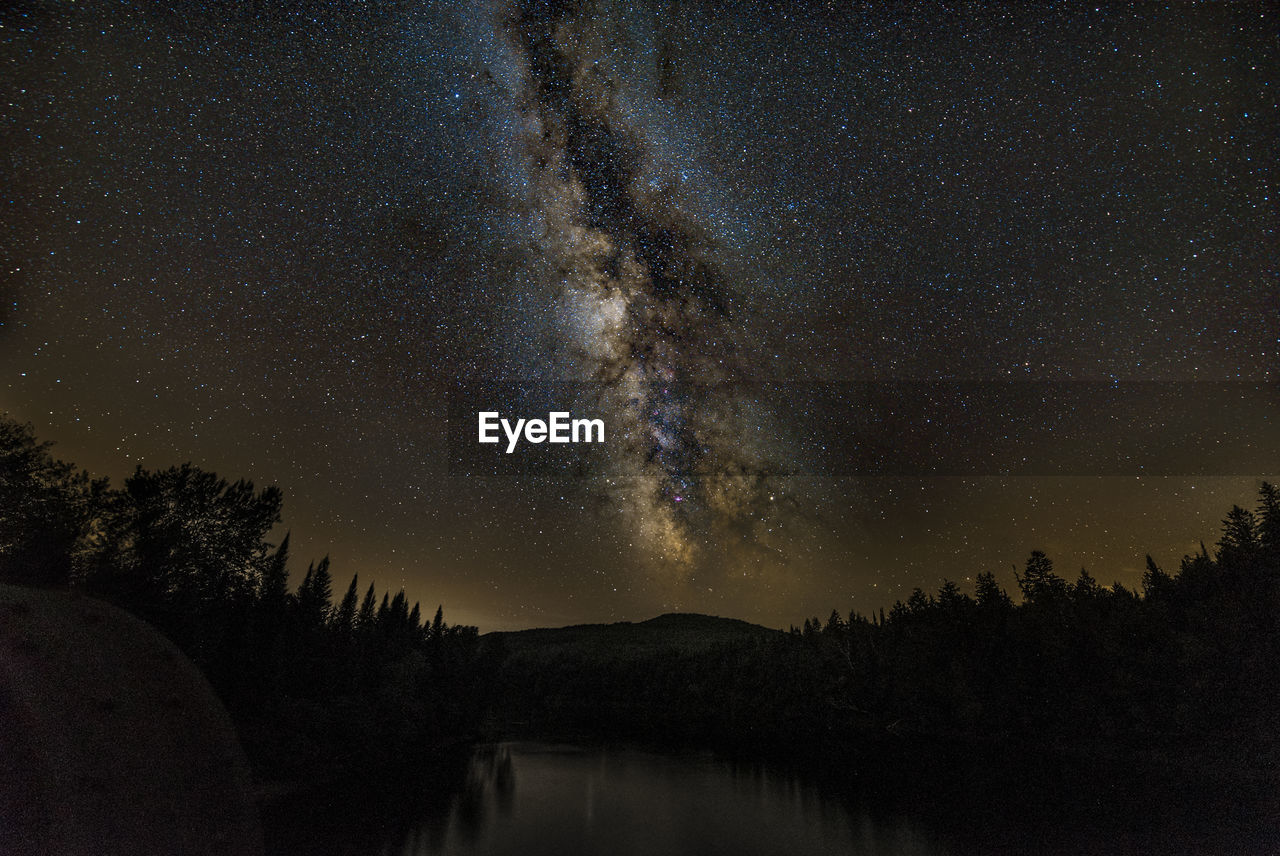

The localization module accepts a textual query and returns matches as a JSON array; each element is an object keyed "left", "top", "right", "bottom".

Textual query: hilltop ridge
[{"left": 483, "top": 612, "right": 782, "bottom": 656}]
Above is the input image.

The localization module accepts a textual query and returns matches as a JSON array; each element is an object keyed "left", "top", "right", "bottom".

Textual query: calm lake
[
  {"left": 261, "top": 740, "right": 1274, "bottom": 855},
  {"left": 411, "top": 742, "right": 946, "bottom": 856}
]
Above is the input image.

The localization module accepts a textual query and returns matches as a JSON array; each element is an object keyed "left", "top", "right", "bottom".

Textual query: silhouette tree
[
  {"left": 295, "top": 556, "right": 334, "bottom": 630},
  {"left": 1072, "top": 568, "right": 1102, "bottom": 600},
  {"left": 1217, "top": 505, "right": 1260, "bottom": 568},
  {"left": 333, "top": 574, "right": 360, "bottom": 634},
  {"left": 0, "top": 420, "right": 487, "bottom": 782},
  {"left": 937, "top": 579, "right": 970, "bottom": 611},
  {"left": 90, "top": 464, "right": 281, "bottom": 609},
  {"left": 357, "top": 581, "right": 378, "bottom": 632},
  {"left": 1258, "top": 482, "right": 1280, "bottom": 560},
  {"left": 1141, "top": 554, "right": 1172, "bottom": 597},
  {"left": 974, "top": 571, "right": 1011, "bottom": 609},
  {"left": 1017, "top": 550, "right": 1067, "bottom": 603},
  {"left": 825, "top": 609, "right": 845, "bottom": 632},
  {"left": 0, "top": 417, "right": 105, "bottom": 587},
  {"left": 259, "top": 533, "right": 291, "bottom": 614}
]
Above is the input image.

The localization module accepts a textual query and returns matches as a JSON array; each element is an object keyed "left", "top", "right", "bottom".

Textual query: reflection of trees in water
[
  {"left": 263, "top": 743, "right": 519, "bottom": 856},
  {"left": 273, "top": 738, "right": 1280, "bottom": 855},
  {"left": 260, "top": 746, "right": 470, "bottom": 856},
  {"left": 451, "top": 743, "right": 515, "bottom": 844}
]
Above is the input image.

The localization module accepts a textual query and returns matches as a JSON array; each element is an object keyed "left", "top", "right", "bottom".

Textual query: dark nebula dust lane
[{"left": 487, "top": 1, "right": 799, "bottom": 573}]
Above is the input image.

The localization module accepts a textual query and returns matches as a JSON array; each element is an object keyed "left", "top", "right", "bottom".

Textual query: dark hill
[
  {"left": 483, "top": 612, "right": 782, "bottom": 661},
  {"left": 481, "top": 613, "right": 811, "bottom": 748}
]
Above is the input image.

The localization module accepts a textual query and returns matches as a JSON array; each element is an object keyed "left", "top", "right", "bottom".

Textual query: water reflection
[
  {"left": 383, "top": 742, "right": 949, "bottom": 856},
  {"left": 262, "top": 741, "right": 1276, "bottom": 856}
]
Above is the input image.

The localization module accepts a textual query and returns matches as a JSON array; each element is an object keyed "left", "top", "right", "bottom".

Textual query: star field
[{"left": 1, "top": 1, "right": 1275, "bottom": 629}]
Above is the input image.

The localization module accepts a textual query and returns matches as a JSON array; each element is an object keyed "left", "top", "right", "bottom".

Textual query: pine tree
[
  {"left": 975, "top": 571, "right": 1011, "bottom": 609},
  {"left": 296, "top": 556, "right": 333, "bottom": 629},
  {"left": 1017, "top": 550, "right": 1067, "bottom": 603},
  {"left": 377, "top": 592, "right": 391, "bottom": 628},
  {"left": 332, "top": 574, "right": 359, "bottom": 633},
  {"left": 295, "top": 565, "right": 313, "bottom": 610},
  {"left": 906, "top": 588, "right": 932, "bottom": 613},
  {"left": 431, "top": 604, "right": 445, "bottom": 641},
  {"left": 357, "top": 582, "right": 378, "bottom": 631},
  {"left": 390, "top": 590, "right": 408, "bottom": 626},
  {"left": 937, "top": 579, "right": 968, "bottom": 611},
  {"left": 1073, "top": 568, "right": 1101, "bottom": 600},
  {"left": 1142, "top": 554, "right": 1171, "bottom": 597},
  {"left": 1217, "top": 505, "right": 1259, "bottom": 568},
  {"left": 1256, "top": 482, "right": 1280, "bottom": 560},
  {"left": 253, "top": 533, "right": 292, "bottom": 663},
  {"left": 311, "top": 556, "right": 333, "bottom": 606},
  {"left": 259, "top": 533, "right": 291, "bottom": 613}
]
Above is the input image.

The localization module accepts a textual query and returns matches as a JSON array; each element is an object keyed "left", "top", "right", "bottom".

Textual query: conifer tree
[
  {"left": 259, "top": 533, "right": 291, "bottom": 613},
  {"left": 1017, "top": 550, "right": 1067, "bottom": 603},
  {"left": 1217, "top": 505, "right": 1260, "bottom": 567},
  {"left": 1255, "top": 482, "right": 1280, "bottom": 559},
  {"left": 332, "top": 574, "right": 359, "bottom": 633},
  {"left": 1073, "top": 568, "right": 1101, "bottom": 599},
  {"left": 975, "top": 571, "right": 1011, "bottom": 609},
  {"left": 1142, "top": 554, "right": 1171, "bottom": 596},
  {"left": 937, "top": 579, "right": 967, "bottom": 610},
  {"left": 296, "top": 556, "right": 333, "bottom": 629},
  {"left": 357, "top": 581, "right": 378, "bottom": 631}
]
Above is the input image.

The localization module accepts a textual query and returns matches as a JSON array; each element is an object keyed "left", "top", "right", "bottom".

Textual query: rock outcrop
[{"left": 0, "top": 584, "right": 262, "bottom": 855}]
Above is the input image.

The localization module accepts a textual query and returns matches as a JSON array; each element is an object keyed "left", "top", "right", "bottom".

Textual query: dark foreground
[
  {"left": 4, "top": 421, "right": 1279, "bottom": 852},
  {"left": 261, "top": 740, "right": 1278, "bottom": 856}
]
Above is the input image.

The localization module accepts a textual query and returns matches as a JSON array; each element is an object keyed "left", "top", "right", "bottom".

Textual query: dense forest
[
  {"left": 3, "top": 413, "right": 1277, "bottom": 787},
  {"left": 0, "top": 416, "right": 488, "bottom": 783},
  {"left": 483, "top": 494, "right": 1280, "bottom": 773},
  {"left": 794, "top": 516, "right": 1278, "bottom": 759}
]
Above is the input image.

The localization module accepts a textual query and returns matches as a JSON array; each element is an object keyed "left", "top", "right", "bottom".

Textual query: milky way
[{"left": 480, "top": 1, "right": 798, "bottom": 572}]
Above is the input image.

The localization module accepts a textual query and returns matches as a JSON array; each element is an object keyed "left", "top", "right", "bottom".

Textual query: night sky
[{"left": 3, "top": 1, "right": 1276, "bottom": 630}]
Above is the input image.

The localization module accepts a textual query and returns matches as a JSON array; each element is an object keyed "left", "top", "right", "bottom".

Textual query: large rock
[{"left": 0, "top": 584, "right": 263, "bottom": 855}]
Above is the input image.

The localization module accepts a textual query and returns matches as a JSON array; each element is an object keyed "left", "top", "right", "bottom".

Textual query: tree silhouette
[
  {"left": 1017, "top": 549, "right": 1067, "bottom": 603},
  {"left": 358, "top": 581, "right": 378, "bottom": 632},
  {"left": 333, "top": 573, "right": 360, "bottom": 634},
  {"left": 974, "top": 571, "right": 1011, "bottom": 609},
  {"left": 295, "top": 556, "right": 334, "bottom": 631},
  {"left": 1257, "top": 482, "right": 1280, "bottom": 559},
  {"left": 259, "top": 532, "right": 291, "bottom": 613},
  {"left": 89, "top": 464, "right": 281, "bottom": 610},
  {"left": 0, "top": 418, "right": 485, "bottom": 782},
  {"left": 0, "top": 417, "right": 105, "bottom": 587},
  {"left": 1218, "top": 505, "right": 1260, "bottom": 569},
  {"left": 6, "top": 415, "right": 1279, "bottom": 785}
]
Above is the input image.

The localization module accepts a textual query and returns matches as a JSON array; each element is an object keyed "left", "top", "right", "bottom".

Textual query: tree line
[
  {"left": 4, "top": 413, "right": 1277, "bottom": 778},
  {"left": 0, "top": 416, "right": 485, "bottom": 782},
  {"left": 793, "top": 483, "right": 1279, "bottom": 755},
  {"left": 487, "top": 484, "right": 1279, "bottom": 770}
]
